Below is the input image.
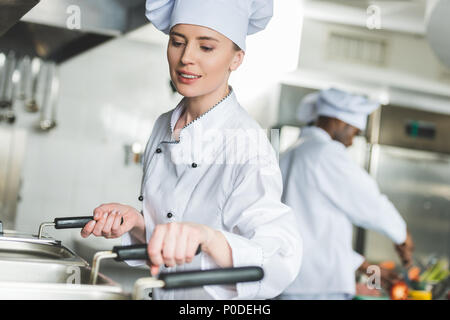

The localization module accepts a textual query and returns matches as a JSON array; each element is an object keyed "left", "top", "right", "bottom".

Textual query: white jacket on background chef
[
  {"left": 81, "top": 0, "right": 302, "bottom": 300},
  {"left": 277, "top": 88, "right": 413, "bottom": 300}
]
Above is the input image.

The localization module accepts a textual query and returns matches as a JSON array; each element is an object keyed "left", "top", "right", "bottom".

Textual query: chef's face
[
  {"left": 167, "top": 24, "right": 244, "bottom": 98},
  {"left": 334, "top": 123, "right": 360, "bottom": 147}
]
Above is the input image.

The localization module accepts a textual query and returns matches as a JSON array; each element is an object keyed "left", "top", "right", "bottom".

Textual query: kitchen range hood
[
  {"left": 0, "top": 0, "right": 149, "bottom": 63},
  {"left": 0, "top": 0, "right": 40, "bottom": 37}
]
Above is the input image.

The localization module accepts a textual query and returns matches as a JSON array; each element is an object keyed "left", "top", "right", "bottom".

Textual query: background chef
[
  {"left": 277, "top": 88, "right": 414, "bottom": 300},
  {"left": 81, "top": 0, "right": 302, "bottom": 300}
]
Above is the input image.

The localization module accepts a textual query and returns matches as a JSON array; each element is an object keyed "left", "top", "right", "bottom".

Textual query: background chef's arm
[
  {"left": 203, "top": 157, "right": 303, "bottom": 300},
  {"left": 314, "top": 144, "right": 408, "bottom": 246},
  {"left": 394, "top": 230, "right": 414, "bottom": 267}
]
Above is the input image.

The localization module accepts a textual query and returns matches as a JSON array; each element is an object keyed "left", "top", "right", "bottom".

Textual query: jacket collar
[
  {"left": 300, "top": 126, "right": 332, "bottom": 142},
  {"left": 169, "top": 87, "right": 237, "bottom": 142},
  {"left": 163, "top": 88, "right": 241, "bottom": 165}
]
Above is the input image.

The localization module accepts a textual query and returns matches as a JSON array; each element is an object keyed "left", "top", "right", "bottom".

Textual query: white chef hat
[
  {"left": 145, "top": 0, "right": 273, "bottom": 51},
  {"left": 296, "top": 91, "right": 320, "bottom": 125},
  {"left": 296, "top": 88, "right": 380, "bottom": 130}
]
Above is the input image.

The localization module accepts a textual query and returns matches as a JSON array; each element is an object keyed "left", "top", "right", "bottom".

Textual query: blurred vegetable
[
  {"left": 408, "top": 266, "right": 421, "bottom": 281},
  {"left": 380, "top": 261, "right": 395, "bottom": 270},
  {"left": 419, "top": 259, "right": 449, "bottom": 283},
  {"left": 409, "top": 290, "right": 432, "bottom": 300},
  {"left": 390, "top": 281, "right": 409, "bottom": 300}
]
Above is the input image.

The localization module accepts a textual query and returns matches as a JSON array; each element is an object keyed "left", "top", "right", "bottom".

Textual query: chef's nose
[{"left": 180, "top": 43, "right": 196, "bottom": 65}]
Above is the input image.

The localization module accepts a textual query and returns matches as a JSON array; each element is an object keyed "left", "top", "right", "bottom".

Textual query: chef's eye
[
  {"left": 171, "top": 40, "right": 184, "bottom": 47},
  {"left": 201, "top": 46, "right": 214, "bottom": 52}
]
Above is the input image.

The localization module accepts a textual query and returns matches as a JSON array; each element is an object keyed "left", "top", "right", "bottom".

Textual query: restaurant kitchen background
[{"left": 0, "top": 0, "right": 449, "bottom": 294}]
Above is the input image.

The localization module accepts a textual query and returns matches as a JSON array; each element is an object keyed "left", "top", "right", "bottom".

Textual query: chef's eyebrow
[{"left": 169, "top": 31, "right": 219, "bottom": 42}]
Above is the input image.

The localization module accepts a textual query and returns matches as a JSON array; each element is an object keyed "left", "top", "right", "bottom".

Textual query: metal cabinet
[
  {"left": 364, "top": 144, "right": 450, "bottom": 263},
  {"left": 360, "top": 105, "right": 450, "bottom": 263}
]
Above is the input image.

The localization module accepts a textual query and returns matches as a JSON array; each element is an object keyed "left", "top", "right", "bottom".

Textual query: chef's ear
[{"left": 230, "top": 49, "right": 245, "bottom": 72}]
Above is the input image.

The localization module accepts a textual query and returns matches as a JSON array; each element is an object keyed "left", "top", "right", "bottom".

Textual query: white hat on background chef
[
  {"left": 296, "top": 88, "right": 380, "bottom": 131},
  {"left": 145, "top": 0, "right": 273, "bottom": 51},
  {"left": 296, "top": 91, "right": 320, "bottom": 125}
]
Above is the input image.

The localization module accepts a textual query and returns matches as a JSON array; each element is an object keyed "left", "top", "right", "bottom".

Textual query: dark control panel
[
  {"left": 368, "top": 105, "right": 450, "bottom": 154},
  {"left": 405, "top": 120, "right": 436, "bottom": 140}
]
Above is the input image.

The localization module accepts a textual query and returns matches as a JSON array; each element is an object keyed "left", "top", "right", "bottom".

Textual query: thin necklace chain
[{"left": 170, "top": 87, "right": 233, "bottom": 137}]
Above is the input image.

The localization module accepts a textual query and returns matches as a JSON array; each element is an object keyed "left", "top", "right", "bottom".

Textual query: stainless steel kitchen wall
[
  {"left": 363, "top": 105, "right": 450, "bottom": 263},
  {"left": 364, "top": 145, "right": 450, "bottom": 263}
]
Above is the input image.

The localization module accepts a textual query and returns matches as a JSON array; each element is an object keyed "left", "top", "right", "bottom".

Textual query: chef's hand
[
  {"left": 358, "top": 260, "right": 401, "bottom": 290},
  {"left": 394, "top": 230, "right": 414, "bottom": 268},
  {"left": 146, "top": 222, "right": 231, "bottom": 276},
  {"left": 379, "top": 265, "right": 402, "bottom": 290},
  {"left": 80, "top": 203, "right": 145, "bottom": 241}
]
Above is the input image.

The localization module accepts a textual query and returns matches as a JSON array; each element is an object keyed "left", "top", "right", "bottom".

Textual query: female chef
[{"left": 81, "top": 0, "right": 302, "bottom": 300}]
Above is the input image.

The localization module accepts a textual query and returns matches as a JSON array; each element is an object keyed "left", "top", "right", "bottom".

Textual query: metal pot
[
  {"left": 0, "top": 216, "right": 94, "bottom": 260},
  {"left": 0, "top": 243, "right": 264, "bottom": 300},
  {"left": 0, "top": 216, "right": 128, "bottom": 300},
  {"left": 0, "top": 216, "right": 97, "bottom": 283},
  {"left": 0, "top": 239, "right": 88, "bottom": 282},
  {"left": 89, "top": 244, "right": 264, "bottom": 300},
  {"left": 0, "top": 218, "right": 264, "bottom": 300},
  {"left": 0, "top": 281, "right": 129, "bottom": 300},
  {"left": 0, "top": 250, "right": 127, "bottom": 300}
]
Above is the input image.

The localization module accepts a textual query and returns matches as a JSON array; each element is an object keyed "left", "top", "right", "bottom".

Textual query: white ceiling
[{"left": 303, "top": 0, "right": 428, "bottom": 34}]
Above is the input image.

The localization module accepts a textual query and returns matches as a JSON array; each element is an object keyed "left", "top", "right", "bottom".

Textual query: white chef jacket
[
  {"left": 279, "top": 126, "right": 407, "bottom": 296},
  {"left": 122, "top": 89, "right": 302, "bottom": 300}
]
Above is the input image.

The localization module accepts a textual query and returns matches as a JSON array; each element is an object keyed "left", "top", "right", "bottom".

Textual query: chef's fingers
[
  {"left": 150, "top": 265, "right": 160, "bottom": 277},
  {"left": 185, "top": 230, "right": 201, "bottom": 264},
  {"left": 384, "top": 272, "right": 400, "bottom": 290},
  {"left": 93, "top": 205, "right": 112, "bottom": 220},
  {"left": 93, "top": 203, "right": 120, "bottom": 220},
  {"left": 80, "top": 220, "right": 96, "bottom": 238},
  {"left": 92, "top": 212, "right": 108, "bottom": 236},
  {"left": 148, "top": 225, "right": 166, "bottom": 268},
  {"left": 381, "top": 269, "right": 396, "bottom": 281},
  {"left": 174, "top": 226, "right": 189, "bottom": 265},
  {"left": 116, "top": 213, "right": 136, "bottom": 236},
  {"left": 381, "top": 271, "right": 396, "bottom": 285},
  {"left": 102, "top": 211, "right": 117, "bottom": 237},
  {"left": 402, "top": 250, "right": 414, "bottom": 268},
  {"left": 101, "top": 203, "right": 123, "bottom": 213},
  {"left": 110, "top": 213, "right": 123, "bottom": 237},
  {"left": 161, "top": 223, "right": 178, "bottom": 268},
  {"left": 403, "top": 259, "right": 413, "bottom": 269},
  {"left": 93, "top": 207, "right": 107, "bottom": 220},
  {"left": 390, "top": 270, "right": 401, "bottom": 281}
]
